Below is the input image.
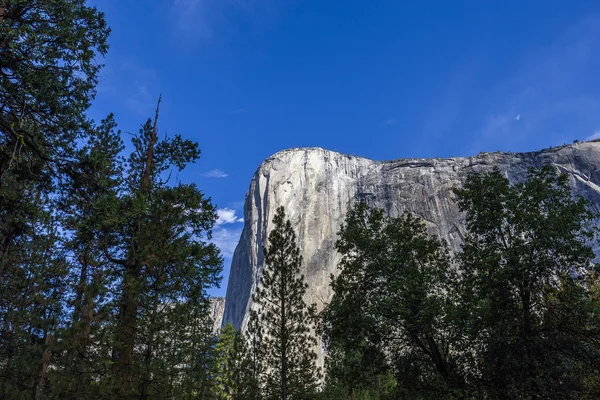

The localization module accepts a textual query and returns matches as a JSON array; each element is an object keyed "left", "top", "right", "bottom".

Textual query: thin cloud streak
[
  {"left": 201, "top": 169, "right": 229, "bottom": 178},
  {"left": 122, "top": 62, "right": 159, "bottom": 115},
  {"left": 169, "top": 0, "right": 279, "bottom": 44},
  {"left": 586, "top": 131, "right": 600, "bottom": 141},
  {"left": 211, "top": 227, "right": 243, "bottom": 258}
]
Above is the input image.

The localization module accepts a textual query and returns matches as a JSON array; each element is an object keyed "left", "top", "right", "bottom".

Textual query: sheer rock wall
[{"left": 223, "top": 142, "right": 600, "bottom": 349}]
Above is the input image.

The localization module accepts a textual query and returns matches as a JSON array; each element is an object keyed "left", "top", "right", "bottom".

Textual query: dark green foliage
[
  {"left": 453, "top": 166, "right": 600, "bottom": 398},
  {"left": 0, "top": 0, "right": 109, "bottom": 176},
  {"left": 213, "top": 322, "right": 256, "bottom": 400},
  {"left": 96, "top": 101, "right": 222, "bottom": 398},
  {"left": 245, "top": 310, "right": 265, "bottom": 400},
  {"left": 0, "top": 198, "right": 68, "bottom": 399},
  {"left": 251, "top": 206, "right": 321, "bottom": 400},
  {"left": 0, "top": 2, "right": 109, "bottom": 398},
  {"left": 46, "top": 114, "right": 125, "bottom": 399},
  {"left": 321, "top": 202, "right": 463, "bottom": 399},
  {"left": 323, "top": 167, "right": 600, "bottom": 399},
  {"left": 0, "top": 2, "right": 223, "bottom": 396}
]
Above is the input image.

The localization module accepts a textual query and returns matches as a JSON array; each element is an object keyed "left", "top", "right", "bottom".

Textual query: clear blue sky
[{"left": 88, "top": 0, "right": 600, "bottom": 296}]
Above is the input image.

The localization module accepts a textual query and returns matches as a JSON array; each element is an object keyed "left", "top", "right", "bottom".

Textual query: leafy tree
[
  {"left": 454, "top": 166, "right": 600, "bottom": 398},
  {"left": 322, "top": 202, "right": 464, "bottom": 399},
  {"left": 252, "top": 206, "right": 320, "bottom": 400}
]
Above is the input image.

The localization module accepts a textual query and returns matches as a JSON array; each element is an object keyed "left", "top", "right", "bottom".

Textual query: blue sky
[{"left": 88, "top": 0, "right": 600, "bottom": 296}]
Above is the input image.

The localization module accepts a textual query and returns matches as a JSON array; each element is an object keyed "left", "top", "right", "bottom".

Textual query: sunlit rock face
[
  {"left": 222, "top": 141, "right": 600, "bottom": 358},
  {"left": 210, "top": 297, "right": 225, "bottom": 335}
]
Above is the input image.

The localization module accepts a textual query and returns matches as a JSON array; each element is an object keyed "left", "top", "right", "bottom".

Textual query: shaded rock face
[
  {"left": 223, "top": 142, "right": 600, "bottom": 339},
  {"left": 210, "top": 297, "right": 226, "bottom": 335}
]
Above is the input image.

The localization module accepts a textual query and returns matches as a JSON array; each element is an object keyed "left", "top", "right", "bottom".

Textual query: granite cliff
[
  {"left": 210, "top": 297, "right": 225, "bottom": 334},
  {"left": 223, "top": 142, "right": 600, "bottom": 339}
]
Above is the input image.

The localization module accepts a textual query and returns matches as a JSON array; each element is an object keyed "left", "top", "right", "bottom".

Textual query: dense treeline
[
  {"left": 2, "top": 1, "right": 600, "bottom": 400},
  {"left": 320, "top": 167, "right": 600, "bottom": 399},
  {"left": 191, "top": 166, "right": 600, "bottom": 400},
  {"left": 1, "top": 2, "right": 221, "bottom": 398}
]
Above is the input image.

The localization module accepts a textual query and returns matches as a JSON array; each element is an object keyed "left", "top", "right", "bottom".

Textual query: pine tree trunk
[
  {"left": 141, "top": 96, "right": 161, "bottom": 193},
  {"left": 35, "top": 333, "right": 54, "bottom": 400},
  {"left": 70, "top": 248, "right": 89, "bottom": 394},
  {"left": 2, "top": 318, "right": 14, "bottom": 399},
  {"left": 114, "top": 97, "right": 161, "bottom": 398},
  {"left": 140, "top": 283, "right": 161, "bottom": 400},
  {"left": 115, "top": 265, "right": 140, "bottom": 398}
]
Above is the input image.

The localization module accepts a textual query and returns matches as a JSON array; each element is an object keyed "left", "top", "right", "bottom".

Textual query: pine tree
[
  {"left": 0, "top": 2, "right": 109, "bottom": 397},
  {"left": 252, "top": 206, "right": 320, "bottom": 400},
  {"left": 50, "top": 114, "right": 125, "bottom": 399},
  {"left": 0, "top": 191, "right": 68, "bottom": 398},
  {"left": 101, "top": 99, "right": 223, "bottom": 398},
  {"left": 246, "top": 309, "right": 265, "bottom": 400},
  {"left": 0, "top": 0, "right": 109, "bottom": 179},
  {"left": 213, "top": 322, "right": 255, "bottom": 400},
  {"left": 0, "top": 3, "right": 224, "bottom": 398}
]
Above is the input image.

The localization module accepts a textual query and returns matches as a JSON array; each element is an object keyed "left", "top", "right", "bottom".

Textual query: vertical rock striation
[
  {"left": 209, "top": 297, "right": 226, "bottom": 335},
  {"left": 223, "top": 142, "right": 600, "bottom": 347}
]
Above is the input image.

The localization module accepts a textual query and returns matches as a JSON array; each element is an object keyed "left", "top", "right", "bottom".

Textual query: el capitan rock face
[
  {"left": 210, "top": 297, "right": 226, "bottom": 335},
  {"left": 222, "top": 142, "right": 600, "bottom": 338}
]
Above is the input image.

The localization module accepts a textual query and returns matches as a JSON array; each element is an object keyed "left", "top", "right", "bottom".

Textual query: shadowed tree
[
  {"left": 321, "top": 202, "right": 464, "bottom": 399},
  {"left": 454, "top": 166, "right": 600, "bottom": 398},
  {"left": 0, "top": 2, "right": 109, "bottom": 398}
]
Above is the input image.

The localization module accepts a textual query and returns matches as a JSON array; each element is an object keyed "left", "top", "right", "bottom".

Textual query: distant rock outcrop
[
  {"left": 209, "top": 297, "right": 225, "bottom": 335},
  {"left": 222, "top": 142, "right": 600, "bottom": 362}
]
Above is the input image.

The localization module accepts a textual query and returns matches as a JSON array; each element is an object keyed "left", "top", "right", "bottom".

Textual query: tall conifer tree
[
  {"left": 246, "top": 309, "right": 265, "bottom": 400},
  {"left": 214, "top": 322, "right": 255, "bottom": 400},
  {"left": 0, "top": 2, "right": 109, "bottom": 398},
  {"left": 252, "top": 206, "right": 320, "bottom": 400},
  {"left": 101, "top": 99, "right": 223, "bottom": 398}
]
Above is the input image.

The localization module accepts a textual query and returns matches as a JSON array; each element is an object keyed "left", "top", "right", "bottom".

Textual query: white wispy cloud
[
  {"left": 216, "top": 208, "right": 244, "bottom": 226},
  {"left": 586, "top": 131, "right": 600, "bottom": 141},
  {"left": 201, "top": 169, "right": 229, "bottom": 178},
  {"left": 171, "top": 0, "right": 212, "bottom": 39},
  {"left": 381, "top": 119, "right": 396, "bottom": 125},
  {"left": 121, "top": 62, "right": 160, "bottom": 115},
  {"left": 93, "top": 60, "right": 160, "bottom": 117},
  {"left": 170, "top": 0, "right": 278, "bottom": 44},
  {"left": 125, "top": 85, "right": 155, "bottom": 115},
  {"left": 211, "top": 207, "right": 245, "bottom": 258},
  {"left": 211, "top": 227, "right": 243, "bottom": 258}
]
